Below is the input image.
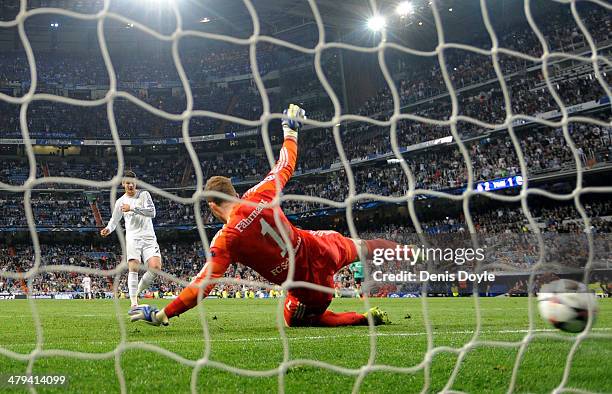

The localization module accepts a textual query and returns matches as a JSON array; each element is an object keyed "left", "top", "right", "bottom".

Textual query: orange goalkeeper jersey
[{"left": 196, "top": 137, "right": 312, "bottom": 295}]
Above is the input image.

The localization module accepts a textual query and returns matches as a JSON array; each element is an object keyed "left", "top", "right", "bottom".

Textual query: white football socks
[
  {"left": 128, "top": 271, "right": 139, "bottom": 307},
  {"left": 137, "top": 271, "right": 156, "bottom": 294}
]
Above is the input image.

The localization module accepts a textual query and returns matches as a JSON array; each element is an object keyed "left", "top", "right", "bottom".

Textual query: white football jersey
[
  {"left": 82, "top": 276, "right": 91, "bottom": 287},
  {"left": 104, "top": 190, "right": 157, "bottom": 240}
]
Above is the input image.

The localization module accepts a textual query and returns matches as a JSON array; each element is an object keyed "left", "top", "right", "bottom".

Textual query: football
[{"left": 537, "top": 279, "right": 599, "bottom": 333}]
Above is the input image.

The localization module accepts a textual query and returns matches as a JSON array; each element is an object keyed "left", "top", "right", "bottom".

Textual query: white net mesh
[{"left": 0, "top": 0, "right": 611, "bottom": 393}]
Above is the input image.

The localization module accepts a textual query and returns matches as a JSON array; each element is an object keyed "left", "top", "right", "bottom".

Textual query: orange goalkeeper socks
[
  {"left": 316, "top": 311, "right": 368, "bottom": 327},
  {"left": 164, "top": 291, "right": 197, "bottom": 319}
]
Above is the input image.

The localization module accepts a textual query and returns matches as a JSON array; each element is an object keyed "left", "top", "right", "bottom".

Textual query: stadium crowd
[
  {"left": 1, "top": 198, "right": 610, "bottom": 296},
  {"left": 0, "top": 125, "right": 607, "bottom": 229},
  {"left": 0, "top": 42, "right": 280, "bottom": 86},
  {"left": 386, "top": 8, "right": 611, "bottom": 106},
  {"left": 1, "top": 6, "right": 610, "bottom": 298},
  {"left": 1, "top": 112, "right": 610, "bottom": 197},
  {"left": 0, "top": 114, "right": 610, "bottom": 228},
  {"left": 0, "top": 7, "right": 609, "bottom": 141},
  {"left": 0, "top": 243, "right": 274, "bottom": 298}
]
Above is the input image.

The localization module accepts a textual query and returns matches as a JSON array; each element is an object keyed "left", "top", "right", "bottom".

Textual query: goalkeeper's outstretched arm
[
  {"left": 129, "top": 231, "right": 232, "bottom": 326},
  {"left": 273, "top": 134, "right": 298, "bottom": 191},
  {"left": 277, "top": 104, "right": 305, "bottom": 189},
  {"left": 243, "top": 104, "right": 306, "bottom": 198}
]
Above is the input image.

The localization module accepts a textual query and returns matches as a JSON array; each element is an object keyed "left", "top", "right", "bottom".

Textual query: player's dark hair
[
  {"left": 205, "top": 176, "right": 237, "bottom": 205},
  {"left": 124, "top": 170, "right": 137, "bottom": 179}
]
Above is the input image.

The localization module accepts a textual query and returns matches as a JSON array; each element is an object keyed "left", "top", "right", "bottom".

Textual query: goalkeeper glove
[
  {"left": 282, "top": 104, "right": 306, "bottom": 140},
  {"left": 128, "top": 304, "right": 168, "bottom": 326}
]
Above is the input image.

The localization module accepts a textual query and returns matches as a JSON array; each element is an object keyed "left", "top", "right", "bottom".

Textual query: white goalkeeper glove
[{"left": 282, "top": 104, "right": 306, "bottom": 140}]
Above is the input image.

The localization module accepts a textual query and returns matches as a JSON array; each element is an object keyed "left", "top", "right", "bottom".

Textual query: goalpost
[{"left": 0, "top": 0, "right": 610, "bottom": 393}]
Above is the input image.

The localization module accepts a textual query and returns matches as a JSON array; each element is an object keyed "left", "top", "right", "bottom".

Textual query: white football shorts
[{"left": 126, "top": 237, "right": 161, "bottom": 263}]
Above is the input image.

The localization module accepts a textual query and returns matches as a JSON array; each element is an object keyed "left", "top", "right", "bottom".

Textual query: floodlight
[
  {"left": 396, "top": 2, "right": 414, "bottom": 17},
  {"left": 367, "top": 15, "right": 386, "bottom": 32}
]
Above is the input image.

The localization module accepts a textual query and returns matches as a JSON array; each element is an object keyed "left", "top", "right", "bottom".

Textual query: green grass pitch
[{"left": 0, "top": 298, "right": 610, "bottom": 393}]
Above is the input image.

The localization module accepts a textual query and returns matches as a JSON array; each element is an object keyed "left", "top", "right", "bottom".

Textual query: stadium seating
[{"left": 0, "top": 5, "right": 610, "bottom": 296}]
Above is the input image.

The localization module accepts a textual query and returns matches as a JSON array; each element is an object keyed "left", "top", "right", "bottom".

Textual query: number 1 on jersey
[{"left": 260, "top": 218, "right": 288, "bottom": 257}]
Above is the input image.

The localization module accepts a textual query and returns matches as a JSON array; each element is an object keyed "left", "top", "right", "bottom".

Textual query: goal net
[{"left": 0, "top": 0, "right": 610, "bottom": 392}]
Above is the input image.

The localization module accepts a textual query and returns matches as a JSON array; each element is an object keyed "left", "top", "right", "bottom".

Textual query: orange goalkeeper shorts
[{"left": 284, "top": 230, "right": 358, "bottom": 326}]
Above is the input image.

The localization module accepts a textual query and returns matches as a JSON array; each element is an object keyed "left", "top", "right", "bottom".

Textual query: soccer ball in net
[{"left": 537, "top": 279, "right": 599, "bottom": 333}]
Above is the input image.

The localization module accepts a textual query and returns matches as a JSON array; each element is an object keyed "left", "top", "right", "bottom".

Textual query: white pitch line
[
  {"left": 147, "top": 327, "right": 612, "bottom": 344},
  {"left": 2, "top": 328, "right": 610, "bottom": 347}
]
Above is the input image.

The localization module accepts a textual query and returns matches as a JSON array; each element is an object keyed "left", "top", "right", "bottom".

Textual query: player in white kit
[
  {"left": 100, "top": 170, "right": 163, "bottom": 310},
  {"left": 82, "top": 275, "right": 92, "bottom": 300}
]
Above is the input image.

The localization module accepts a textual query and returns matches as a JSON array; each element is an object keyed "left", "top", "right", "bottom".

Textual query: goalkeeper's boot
[
  {"left": 364, "top": 306, "right": 391, "bottom": 325},
  {"left": 128, "top": 305, "right": 168, "bottom": 326}
]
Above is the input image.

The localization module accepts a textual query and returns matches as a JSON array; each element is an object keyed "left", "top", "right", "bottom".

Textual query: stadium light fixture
[
  {"left": 200, "top": 17, "right": 211, "bottom": 23},
  {"left": 396, "top": 2, "right": 414, "bottom": 17},
  {"left": 367, "top": 15, "right": 386, "bottom": 32},
  {"left": 50, "top": 22, "right": 59, "bottom": 28}
]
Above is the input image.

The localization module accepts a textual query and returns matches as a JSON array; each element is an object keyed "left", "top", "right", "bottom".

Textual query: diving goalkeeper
[{"left": 130, "top": 104, "right": 399, "bottom": 327}]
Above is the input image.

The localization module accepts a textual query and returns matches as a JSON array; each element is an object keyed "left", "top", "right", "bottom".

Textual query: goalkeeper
[{"left": 131, "top": 104, "right": 400, "bottom": 327}]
